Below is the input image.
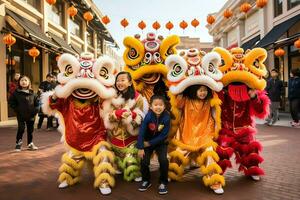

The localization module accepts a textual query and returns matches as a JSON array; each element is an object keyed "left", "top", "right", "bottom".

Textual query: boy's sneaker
[
  {"left": 15, "top": 140, "right": 22, "bottom": 152},
  {"left": 291, "top": 121, "right": 300, "bottom": 127},
  {"left": 158, "top": 183, "right": 168, "bottom": 195},
  {"left": 27, "top": 143, "right": 38, "bottom": 150},
  {"left": 138, "top": 181, "right": 152, "bottom": 192}
]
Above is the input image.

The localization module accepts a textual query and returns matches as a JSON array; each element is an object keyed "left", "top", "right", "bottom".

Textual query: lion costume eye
[
  {"left": 93, "top": 56, "right": 115, "bottom": 86},
  {"left": 123, "top": 36, "right": 145, "bottom": 67},
  {"left": 129, "top": 48, "right": 139, "bottom": 59},
  {"left": 153, "top": 52, "right": 162, "bottom": 63},
  {"left": 202, "top": 52, "right": 223, "bottom": 80},
  {"left": 166, "top": 55, "right": 187, "bottom": 83},
  {"left": 57, "top": 54, "right": 80, "bottom": 84},
  {"left": 143, "top": 52, "right": 152, "bottom": 64}
]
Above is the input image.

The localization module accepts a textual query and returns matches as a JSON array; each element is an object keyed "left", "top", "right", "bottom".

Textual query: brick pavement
[{"left": 0, "top": 123, "right": 299, "bottom": 200}]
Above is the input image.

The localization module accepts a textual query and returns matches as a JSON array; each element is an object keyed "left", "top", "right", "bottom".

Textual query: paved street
[{"left": 0, "top": 117, "right": 299, "bottom": 200}]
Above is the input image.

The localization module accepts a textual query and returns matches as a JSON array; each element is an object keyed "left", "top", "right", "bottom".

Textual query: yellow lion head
[
  {"left": 123, "top": 33, "right": 180, "bottom": 100},
  {"left": 213, "top": 47, "right": 268, "bottom": 91}
]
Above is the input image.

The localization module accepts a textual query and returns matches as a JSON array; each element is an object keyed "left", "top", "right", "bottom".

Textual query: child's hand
[
  {"left": 248, "top": 89, "right": 257, "bottom": 99},
  {"left": 144, "top": 141, "right": 150, "bottom": 147},
  {"left": 138, "top": 149, "right": 145, "bottom": 158}
]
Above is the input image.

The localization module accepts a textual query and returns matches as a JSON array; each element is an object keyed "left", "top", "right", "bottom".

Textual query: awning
[
  {"left": 71, "top": 44, "right": 82, "bottom": 55},
  {"left": 255, "top": 13, "right": 300, "bottom": 48},
  {"left": 48, "top": 32, "right": 75, "bottom": 54},
  {"left": 6, "top": 9, "right": 59, "bottom": 49},
  {"left": 241, "top": 35, "right": 260, "bottom": 50}
]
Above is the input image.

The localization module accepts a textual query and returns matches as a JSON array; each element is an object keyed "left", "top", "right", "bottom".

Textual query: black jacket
[
  {"left": 9, "top": 89, "right": 39, "bottom": 121},
  {"left": 288, "top": 77, "right": 300, "bottom": 100},
  {"left": 265, "top": 78, "right": 284, "bottom": 102}
]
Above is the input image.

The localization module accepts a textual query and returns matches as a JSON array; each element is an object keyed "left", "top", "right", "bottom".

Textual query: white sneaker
[
  {"left": 251, "top": 175, "right": 260, "bottom": 181},
  {"left": 27, "top": 142, "right": 38, "bottom": 150},
  {"left": 99, "top": 187, "right": 111, "bottom": 195},
  {"left": 115, "top": 169, "right": 122, "bottom": 175},
  {"left": 134, "top": 177, "right": 142, "bottom": 182},
  {"left": 58, "top": 180, "right": 68, "bottom": 188},
  {"left": 213, "top": 187, "right": 224, "bottom": 194}
]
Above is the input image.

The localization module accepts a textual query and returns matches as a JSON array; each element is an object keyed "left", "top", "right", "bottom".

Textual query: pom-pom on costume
[
  {"left": 41, "top": 53, "right": 117, "bottom": 195},
  {"left": 165, "top": 48, "right": 225, "bottom": 194},
  {"left": 101, "top": 91, "right": 148, "bottom": 181},
  {"left": 123, "top": 32, "right": 180, "bottom": 139},
  {"left": 213, "top": 47, "right": 270, "bottom": 180}
]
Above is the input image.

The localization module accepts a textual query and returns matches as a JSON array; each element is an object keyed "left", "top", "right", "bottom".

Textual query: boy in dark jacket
[
  {"left": 9, "top": 75, "right": 39, "bottom": 151},
  {"left": 265, "top": 69, "right": 283, "bottom": 125},
  {"left": 137, "top": 95, "right": 171, "bottom": 195},
  {"left": 288, "top": 68, "right": 300, "bottom": 127}
]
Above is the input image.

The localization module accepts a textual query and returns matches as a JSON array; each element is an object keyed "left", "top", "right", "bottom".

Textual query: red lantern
[
  {"left": 256, "top": 0, "right": 268, "bottom": 8},
  {"left": 46, "top": 0, "right": 56, "bottom": 5},
  {"left": 102, "top": 15, "right": 110, "bottom": 25},
  {"left": 223, "top": 9, "right": 233, "bottom": 19},
  {"left": 240, "top": 2, "right": 252, "bottom": 14},
  {"left": 294, "top": 38, "right": 300, "bottom": 49},
  {"left": 179, "top": 20, "right": 188, "bottom": 32},
  {"left": 152, "top": 21, "right": 161, "bottom": 31},
  {"left": 138, "top": 20, "right": 146, "bottom": 31},
  {"left": 191, "top": 19, "right": 200, "bottom": 29},
  {"left": 67, "top": 5, "right": 77, "bottom": 20},
  {"left": 207, "top": 15, "right": 216, "bottom": 25},
  {"left": 28, "top": 47, "right": 40, "bottom": 63},
  {"left": 274, "top": 48, "right": 285, "bottom": 57},
  {"left": 165, "top": 21, "right": 174, "bottom": 32},
  {"left": 3, "top": 33, "right": 16, "bottom": 52},
  {"left": 120, "top": 18, "right": 129, "bottom": 29},
  {"left": 5, "top": 58, "right": 16, "bottom": 66},
  {"left": 83, "top": 11, "right": 93, "bottom": 25}
]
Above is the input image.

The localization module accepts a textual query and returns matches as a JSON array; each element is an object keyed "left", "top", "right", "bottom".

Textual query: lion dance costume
[
  {"left": 42, "top": 53, "right": 116, "bottom": 195},
  {"left": 123, "top": 32, "right": 180, "bottom": 138},
  {"left": 213, "top": 47, "right": 270, "bottom": 180},
  {"left": 165, "top": 48, "right": 225, "bottom": 194},
  {"left": 101, "top": 91, "right": 148, "bottom": 181}
]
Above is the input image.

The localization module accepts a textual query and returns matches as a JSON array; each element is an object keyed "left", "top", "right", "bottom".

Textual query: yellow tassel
[
  {"left": 93, "top": 150, "right": 115, "bottom": 166},
  {"left": 169, "top": 150, "right": 190, "bottom": 166},
  {"left": 61, "top": 153, "right": 85, "bottom": 170},
  {"left": 200, "top": 163, "right": 223, "bottom": 175},
  {"left": 59, "top": 164, "right": 80, "bottom": 177},
  {"left": 58, "top": 172, "right": 80, "bottom": 186},
  {"left": 94, "top": 172, "right": 115, "bottom": 188},
  {"left": 196, "top": 151, "right": 219, "bottom": 166},
  {"left": 171, "top": 139, "right": 202, "bottom": 152},
  {"left": 169, "top": 163, "right": 184, "bottom": 178},
  {"left": 94, "top": 162, "right": 116, "bottom": 177},
  {"left": 168, "top": 171, "right": 181, "bottom": 181},
  {"left": 202, "top": 141, "right": 218, "bottom": 150},
  {"left": 203, "top": 174, "right": 225, "bottom": 187}
]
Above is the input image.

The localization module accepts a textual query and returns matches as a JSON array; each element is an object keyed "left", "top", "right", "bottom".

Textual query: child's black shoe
[
  {"left": 158, "top": 183, "right": 168, "bottom": 195},
  {"left": 138, "top": 181, "right": 152, "bottom": 192}
]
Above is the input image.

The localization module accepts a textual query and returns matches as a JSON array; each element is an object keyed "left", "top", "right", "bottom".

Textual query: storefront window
[
  {"left": 274, "top": 0, "right": 283, "bottom": 17},
  {"left": 288, "top": 0, "right": 300, "bottom": 9},
  {"left": 21, "top": 0, "right": 40, "bottom": 11},
  {"left": 46, "top": 0, "right": 64, "bottom": 26},
  {"left": 69, "top": 17, "right": 82, "bottom": 38},
  {"left": 87, "top": 29, "right": 94, "bottom": 47}
]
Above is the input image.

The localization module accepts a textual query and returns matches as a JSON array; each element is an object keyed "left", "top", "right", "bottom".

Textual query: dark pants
[
  {"left": 37, "top": 114, "right": 53, "bottom": 129},
  {"left": 141, "top": 143, "right": 169, "bottom": 185},
  {"left": 16, "top": 117, "right": 35, "bottom": 144},
  {"left": 290, "top": 99, "right": 300, "bottom": 122}
]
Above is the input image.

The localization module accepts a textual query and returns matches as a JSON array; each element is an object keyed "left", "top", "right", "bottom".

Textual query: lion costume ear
[
  {"left": 123, "top": 36, "right": 145, "bottom": 67},
  {"left": 57, "top": 53, "right": 80, "bottom": 84},
  {"left": 93, "top": 55, "right": 115, "bottom": 87},
  {"left": 244, "top": 48, "right": 268, "bottom": 77},
  {"left": 160, "top": 35, "right": 180, "bottom": 61},
  {"left": 213, "top": 47, "right": 233, "bottom": 73}
]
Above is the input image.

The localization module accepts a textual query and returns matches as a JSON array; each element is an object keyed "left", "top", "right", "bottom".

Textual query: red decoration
[
  {"left": 165, "top": 21, "right": 174, "bottom": 32},
  {"left": 223, "top": 9, "right": 233, "bottom": 19},
  {"left": 46, "top": 0, "right": 56, "bottom": 5},
  {"left": 240, "top": 2, "right": 252, "bottom": 14},
  {"left": 67, "top": 5, "right": 77, "bottom": 20},
  {"left": 294, "top": 38, "right": 300, "bottom": 49},
  {"left": 256, "top": 0, "right": 268, "bottom": 8},
  {"left": 28, "top": 47, "right": 40, "bottom": 63},
  {"left": 138, "top": 20, "right": 146, "bottom": 31},
  {"left": 152, "top": 21, "right": 161, "bottom": 31},
  {"left": 179, "top": 20, "right": 188, "bottom": 31},
  {"left": 83, "top": 11, "right": 93, "bottom": 25},
  {"left": 101, "top": 15, "right": 110, "bottom": 25},
  {"left": 274, "top": 48, "right": 285, "bottom": 57},
  {"left": 3, "top": 33, "right": 16, "bottom": 52},
  {"left": 207, "top": 15, "right": 216, "bottom": 25},
  {"left": 120, "top": 18, "right": 129, "bottom": 29},
  {"left": 191, "top": 18, "right": 200, "bottom": 29}
]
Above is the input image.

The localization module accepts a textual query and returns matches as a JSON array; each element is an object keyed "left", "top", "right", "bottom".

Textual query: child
[
  {"left": 103, "top": 71, "right": 147, "bottom": 182},
  {"left": 137, "top": 95, "right": 171, "bottom": 195},
  {"left": 9, "top": 75, "right": 39, "bottom": 151},
  {"left": 168, "top": 85, "right": 225, "bottom": 194}
]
